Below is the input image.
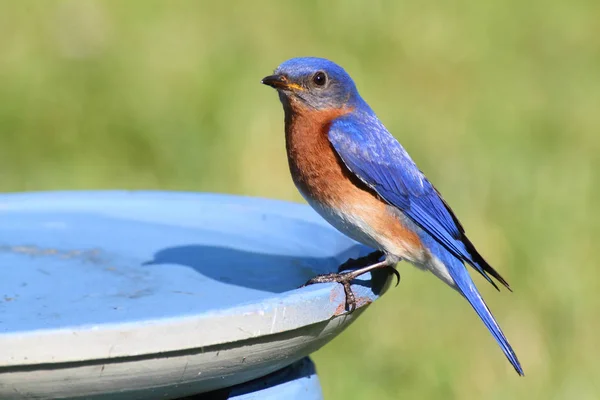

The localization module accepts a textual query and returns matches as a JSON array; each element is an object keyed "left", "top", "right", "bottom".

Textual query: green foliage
[{"left": 1, "top": 1, "right": 598, "bottom": 398}]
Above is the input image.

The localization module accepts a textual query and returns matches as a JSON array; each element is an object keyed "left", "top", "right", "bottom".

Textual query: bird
[{"left": 261, "top": 57, "right": 523, "bottom": 376}]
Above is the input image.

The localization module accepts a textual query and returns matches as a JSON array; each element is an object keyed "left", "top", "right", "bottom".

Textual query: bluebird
[{"left": 262, "top": 57, "right": 523, "bottom": 375}]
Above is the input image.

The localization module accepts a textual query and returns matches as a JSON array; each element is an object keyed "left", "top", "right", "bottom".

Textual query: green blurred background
[{"left": 1, "top": 1, "right": 599, "bottom": 398}]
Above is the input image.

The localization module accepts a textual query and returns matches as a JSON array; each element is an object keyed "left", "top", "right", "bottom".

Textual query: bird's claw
[
  {"left": 301, "top": 272, "right": 358, "bottom": 313},
  {"left": 385, "top": 266, "right": 401, "bottom": 287},
  {"left": 337, "top": 251, "right": 400, "bottom": 287},
  {"left": 302, "top": 252, "right": 400, "bottom": 313},
  {"left": 341, "top": 280, "right": 356, "bottom": 313}
]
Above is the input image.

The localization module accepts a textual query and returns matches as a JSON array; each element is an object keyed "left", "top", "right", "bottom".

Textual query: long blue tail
[{"left": 427, "top": 239, "right": 524, "bottom": 375}]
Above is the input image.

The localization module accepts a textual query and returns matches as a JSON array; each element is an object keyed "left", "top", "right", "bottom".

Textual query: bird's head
[{"left": 262, "top": 57, "right": 360, "bottom": 111}]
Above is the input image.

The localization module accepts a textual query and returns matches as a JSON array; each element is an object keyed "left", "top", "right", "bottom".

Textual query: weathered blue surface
[
  {"left": 0, "top": 191, "right": 377, "bottom": 335},
  {"left": 0, "top": 191, "right": 390, "bottom": 399}
]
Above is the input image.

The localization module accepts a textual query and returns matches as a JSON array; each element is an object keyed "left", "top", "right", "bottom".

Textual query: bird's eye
[{"left": 312, "top": 71, "right": 327, "bottom": 87}]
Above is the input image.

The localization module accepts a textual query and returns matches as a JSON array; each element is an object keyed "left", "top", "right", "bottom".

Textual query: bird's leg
[
  {"left": 301, "top": 258, "right": 394, "bottom": 313},
  {"left": 337, "top": 250, "right": 384, "bottom": 272},
  {"left": 338, "top": 250, "right": 400, "bottom": 287}
]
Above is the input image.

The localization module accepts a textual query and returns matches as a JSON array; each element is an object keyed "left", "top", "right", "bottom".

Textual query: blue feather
[
  {"left": 328, "top": 111, "right": 523, "bottom": 374},
  {"left": 328, "top": 113, "right": 510, "bottom": 290},
  {"left": 418, "top": 230, "right": 524, "bottom": 375}
]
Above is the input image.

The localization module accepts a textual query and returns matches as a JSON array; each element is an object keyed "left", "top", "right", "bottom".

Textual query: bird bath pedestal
[{"left": 0, "top": 192, "right": 391, "bottom": 399}]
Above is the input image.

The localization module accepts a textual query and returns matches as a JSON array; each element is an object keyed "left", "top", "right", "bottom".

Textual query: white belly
[
  {"left": 302, "top": 193, "right": 386, "bottom": 252},
  {"left": 301, "top": 191, "right": 455, "bottom": 287}
]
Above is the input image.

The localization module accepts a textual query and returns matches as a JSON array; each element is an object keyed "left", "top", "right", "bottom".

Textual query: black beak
[{"left": 261, "top": 74, "right": 289, "bottom": 89}]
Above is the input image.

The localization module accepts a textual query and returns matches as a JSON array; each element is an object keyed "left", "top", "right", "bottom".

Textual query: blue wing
[
  {"left": 329, "top": 114, "right": 524, "bottom": 375},
  {"left": 328, "top": 114, "right": 510, "bottom": 290}
]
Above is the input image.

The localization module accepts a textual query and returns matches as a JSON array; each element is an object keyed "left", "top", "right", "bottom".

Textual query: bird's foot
[
  {"left": 337, "top": 250, "right": 400, "bottom": 287},
  {"left": 337, "top": 250, "right": 384, "bottom": 272},
  {"left": 302, "top": 257, "right": 398, "bottom": 313},
  {"left": 301, "top": 271, "right": 359, "bottom": 313}
]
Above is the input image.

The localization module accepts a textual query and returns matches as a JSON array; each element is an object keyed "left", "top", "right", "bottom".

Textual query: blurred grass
[{"left": 1, "top": 0, "right": 599, "bottom": 398}]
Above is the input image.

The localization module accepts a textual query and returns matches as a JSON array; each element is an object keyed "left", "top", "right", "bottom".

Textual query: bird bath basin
[{"left": 0, "top": 191, "right": 391, "bottom": 399}]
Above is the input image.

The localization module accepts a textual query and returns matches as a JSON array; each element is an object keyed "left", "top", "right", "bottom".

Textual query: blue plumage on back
[
  {"left": 329, "top": 112, "right": 510, "bottom": 290},
  {"left": 328, "top": 111, "right": 523, "bottom": 375}
]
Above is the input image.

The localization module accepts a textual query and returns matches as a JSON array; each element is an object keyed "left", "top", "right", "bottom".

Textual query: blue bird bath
[{"left": 0, "top": 191, "right": 392, "bottom": 399}]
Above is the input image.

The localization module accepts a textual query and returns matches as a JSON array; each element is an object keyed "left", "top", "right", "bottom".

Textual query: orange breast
[{"left": 284, "top": 104, "right": 423, "bottom": 257}]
